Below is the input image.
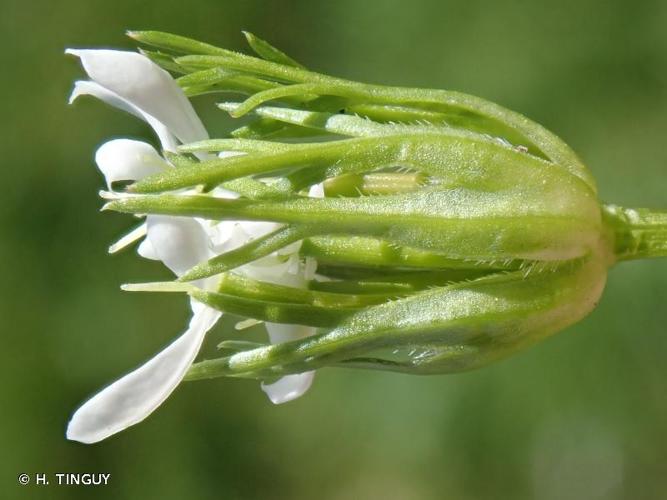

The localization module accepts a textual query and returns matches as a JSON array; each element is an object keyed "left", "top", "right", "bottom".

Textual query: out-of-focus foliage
[{"left": 1, "top": 0, "right": 666, "bottom": 498}]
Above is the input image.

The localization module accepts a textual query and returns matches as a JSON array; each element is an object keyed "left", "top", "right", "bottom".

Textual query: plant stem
[{"left": 603, "top": 204, "right": 667, "bottom": 261}]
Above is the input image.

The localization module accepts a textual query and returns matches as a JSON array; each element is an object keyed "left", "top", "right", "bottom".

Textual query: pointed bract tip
[
  {"left": 176, "top": 268, "right": 204, "bottom": 283},
  {"left": 101, "top": 200, "right": 120, "bottom": 212},
  {"left": 126, "top": 30, "right": 147, "bottom": 41},
  {"left": 175, "top": 273, "right": 190, "bottom": 283},
  {"left": 121, "top": 281, "right": 195, "bottom": 293}
]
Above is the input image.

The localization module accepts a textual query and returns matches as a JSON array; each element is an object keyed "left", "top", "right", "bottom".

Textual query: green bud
[
  {"left": 185, "top": 255, "right": 607, "bottom": 380},
  {"left": 114, "top": 31, "right": 665, "bottom": 381}
]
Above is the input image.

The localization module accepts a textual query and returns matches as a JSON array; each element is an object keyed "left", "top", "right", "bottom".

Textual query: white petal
[
  {"left": 261, "top": 372, "right": 315, "bottom": 405},
  {"left": 146, "top": 216, "right": 213, "bottom": 278},
  {"left": 69, "top": 80, "right": 178, "bottom": 151},
  {"left": 261, "top": 323, "right": 317, "bottom": 404},
  {"left": 308, "top": 182, "right": 325, "bottom": 198},
  {"left": 240, "top": 258, "right": 298, "bottom": 285},
  {"left": 207, "top": 220, "right": 240, "bottom": 250},
  {"left": 66, "top": 306, "right": 221, "bottom": 444},
  {"left": 95, "top": 139, "right": 168, "bottom": 190},
  {"left": 264, "top": 322, "right": 315, "bottom": 344},
  {"left": 67, "top": 49, "right": 208, "bottom": 145},
  {"left": 70, "top": 80, "right": 138, "bottom": 117},
  {"left": 209, "top": 220, "right": 263, "bottom": 254},
  {"left": 260, "top": 181, "right": 324, "bottom": 404},
  {"left": 218, "top": 151, "right": 246, "bottom": 159},
  {"left": 303, "top": 257, "right": 318, "bottom": 281},
  {"left": 277, "top": 240, "right": 303, "bottom": 256},
  {"left": 286, "top": 253, "right": 301, "bottom": 275},
  {"left": 240, "top": 221, "right": 282, "bottom": 239},
  {"left": 137, "top": 237, "right": 159, "bottom": 260},
  {"left": 210, "top": 186, "right": 240, "bottom": 200}
]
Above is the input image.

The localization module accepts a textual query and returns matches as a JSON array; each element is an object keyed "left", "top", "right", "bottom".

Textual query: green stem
[{"left": 603, "top": 204, "right": 667, "bottom": 261}]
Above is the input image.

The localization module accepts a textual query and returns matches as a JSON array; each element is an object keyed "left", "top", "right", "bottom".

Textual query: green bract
[{"left": 113, "top": 31, "right": 666, "bottom": 381}]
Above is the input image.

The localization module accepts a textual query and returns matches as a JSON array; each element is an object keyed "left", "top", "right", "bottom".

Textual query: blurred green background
[{"left": 2, "top": 0, "right": 666, "bottom": 498}]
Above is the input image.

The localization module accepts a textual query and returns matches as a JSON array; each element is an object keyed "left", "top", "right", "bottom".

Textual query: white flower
[{"left": 66, "top": 49, "right": 316, "bottom": 443}]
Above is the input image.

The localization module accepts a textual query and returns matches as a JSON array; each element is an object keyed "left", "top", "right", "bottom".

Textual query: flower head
[
  {"left": 67, "top": 31, "right": 667, "bottom": 443},
  {"left": 67, "top": 47, "right": 316, "bottom": 443}
]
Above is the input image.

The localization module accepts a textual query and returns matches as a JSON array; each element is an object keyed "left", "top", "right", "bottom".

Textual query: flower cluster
[{"left": 66, "top": 31, "right": 667, "bottom": 444}]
